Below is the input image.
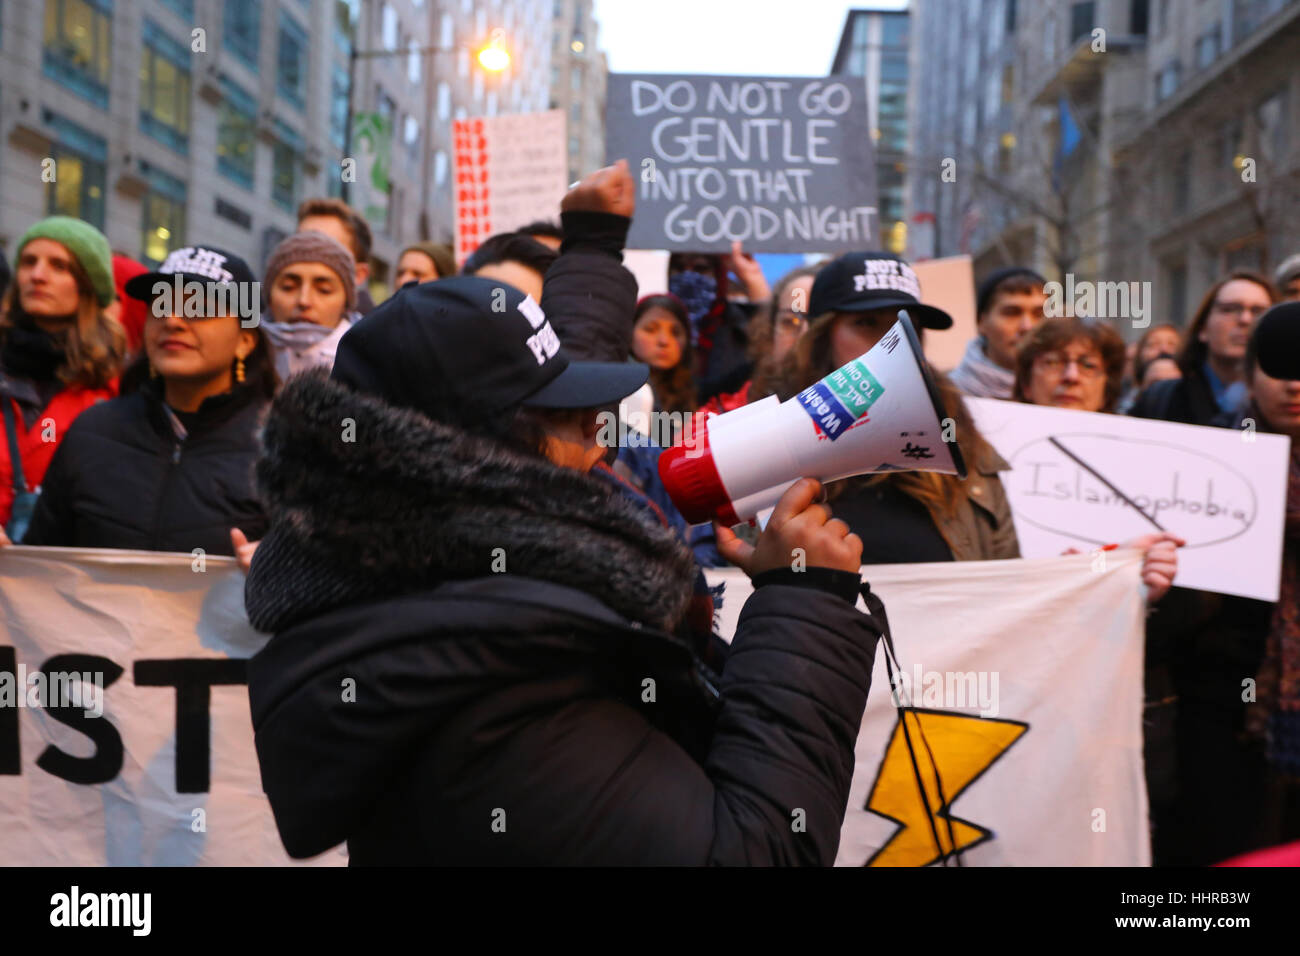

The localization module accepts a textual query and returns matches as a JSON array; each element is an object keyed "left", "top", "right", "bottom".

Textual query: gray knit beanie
[{"left": 264, "top": 231, "right": 357, "bottom": 311}]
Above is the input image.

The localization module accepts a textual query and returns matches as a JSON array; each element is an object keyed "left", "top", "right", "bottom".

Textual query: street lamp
[{"left": 341, "top": 32, "right": 512, "bottom": 204}]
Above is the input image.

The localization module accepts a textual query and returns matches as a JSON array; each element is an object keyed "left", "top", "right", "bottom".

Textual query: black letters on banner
[
  {"left": 0, "top": 646, "right": 18, "bottom": 775},
  {"left": 134, "top": 658, "right": 248, "bottom": 793},
  {"left": 36, "top": 654, "right": 126, "bottom": 785}
]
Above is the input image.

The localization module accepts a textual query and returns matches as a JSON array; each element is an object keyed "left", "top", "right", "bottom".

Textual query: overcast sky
[{"left": 591, "top": 0, "right": 908, "bottom": 76}]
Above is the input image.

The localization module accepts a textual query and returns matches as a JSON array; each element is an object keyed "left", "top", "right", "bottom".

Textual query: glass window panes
[
  {"left": 43, "top": 0, "right": 113, "bottom": 107},
  {"left": 277, "top": 13, "right": 308, "bottom": 107},
  {"left": 224, "top": 0, "right": 261, "bottom": 69},
  {"left": 143, "top": 192, "right": 186, "bottom": 266},
  {"left": 217, "top": 79, "right": 257, "bottom": 188},
  {"left": 140, "top": 20, "right": 191, "bottom": 153},
  {"left": 382, "top": 4, "right": 398, "bottom": 48},
  {"left": 331, "top": 66, "right": 350, "bottom": 149},
  {"left": 272, "top": 142, "right": 296, "bottom": 210}
]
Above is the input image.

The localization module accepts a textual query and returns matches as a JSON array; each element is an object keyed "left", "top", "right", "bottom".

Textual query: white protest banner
[
  {"left": 0, "top": 547, "right": 342, "bottom": 866},
  {"left": 968, "top": 397, "right": 1292, "bottom": 601},
  {"left": 453, "top": 110, "right": 568, "bottom": 265},
  {"left": 706, "top": 550, "right": 1150, "bottom": 866}
]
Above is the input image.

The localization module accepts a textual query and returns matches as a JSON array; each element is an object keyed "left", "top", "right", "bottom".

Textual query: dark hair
[
  {"left": 1177, "top": 271, "right": 1277, "bottom": 376},
  {"left": 1013, "top": 316, "right": 1127, "bottom": 412},
  {"left": 461, "top": 233, "right": 559, "bottom": 280},
  {"left": 518, "top": 220, "right": 563, "bottom": 242},
  {"left": 0, "top": 247, "right": 9, "bottom": 299},
  {"left": 976, "top": 267, "right": 1046, "bottom": 318},
  {"left": 120, "top": 323, "right": 279, "bottom": 400},
  {"left": 633, "top": 294, "right": 696, "bottom": 416},
  {"left": 1135, "top": 352, "right": 1180, "bottom": 390},
  {"left": 296, "top": 197, "right": 372, "bottom": 264}
]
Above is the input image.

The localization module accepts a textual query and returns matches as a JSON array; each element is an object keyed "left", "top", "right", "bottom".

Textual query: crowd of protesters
[{"left": 1, "top": 154, "right": 1298, "bottom": 866}]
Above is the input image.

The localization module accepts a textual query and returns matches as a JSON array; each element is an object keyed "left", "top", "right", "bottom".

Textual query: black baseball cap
[
  {"left": 809, "top": 251, "right": 953, "bottom": 330},
  {"left": 331, "top": 275, "right": 648, "bottom": 424},
  {"left": 1251, "top": 301, "right": 1300, "bottom": 381},
  {"left": 125, "top": 245, "right": 258, "bottom": 302}
]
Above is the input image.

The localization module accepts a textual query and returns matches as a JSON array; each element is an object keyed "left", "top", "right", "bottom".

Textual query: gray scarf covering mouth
[
  {"left": 947, "top": 336, "right": 1016, "bottom": 400},
  {"left": 244, "top": 369, "right": 698, "bottom": 634}
]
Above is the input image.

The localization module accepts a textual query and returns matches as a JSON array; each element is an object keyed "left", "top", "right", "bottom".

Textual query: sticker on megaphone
[{"left": 659, "top": 313, "right": 967, "bottom": 525}]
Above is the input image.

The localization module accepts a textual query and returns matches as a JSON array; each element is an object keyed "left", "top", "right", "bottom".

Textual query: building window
[
  {"left": 572, "top": 65, "right": 583, "bottom": 94},
  {"left": 43, "top": 113, "right": 107, "bottom": 230},
  {"left": 486, "top": 92, "right": 498, "bottom": 116},
  {"left": 1168, "top": 262, "right": 1187, "bottom": 324},
  {"left": 403, "top": 114, "right": 420, "bottom": 163},
  {"left": 437, "top": 81, "right": 451, "bottom": 121},
  {"left": 1172, "top": 149, "right": 1191, "bottom": 215},
  {"left": 139, "top": 21, "right": 191, "bottom": 155},
  {"left": 1257, "top": 87, "right": 1289, "bottom": 162},
  {"left": 1196, "top": 27, "right": 1221, "bottom": 69},
  {"left": 272, "top": 143, "right": 296, "bottom": 211},
  {"left": 1155, "top": 60, "right": 1180, "bottom": 102},
  {"left": 159, "top": 0, "right": 194, "bottom": 20},
  {"left": 277, "top": 13, "right": 308, "bottom": 108},
  {"left": 570, "top": 101, "right": 582, "bottom": 126},
  {"left": 1006, "top": 0, "right": 1018, "bottom": 32},
  {"left": 408, "top": 41, "right": 421, "bottom": 83},
  {"left": 459, "top": 47, "right": 470, "bottom": 78},
  {"left": 140, "top": 164, "right": 187, "bottom": 266},
  {"left": 331, "top": 65, "right": 350, "bottom": 149},
  {"left": 1130, "top": 0, "right": 1149, "bottom": 35},
  {"left": 435, "top": 149, "right": 448, "bottom": 187},
  {"left": 43, "top": 0, "right": 113, "bottom": 108},
  {"left": 1069, "top": 2, "right": 1095, "bottom": 44},
  {"left": 224, "top": 0, "right": 260, "bottom": 70},
  {"left": 334, "top": 0, "right": 357, "bottom": 55},
  {"left": 440, "top": 12, "right": 453, "bottom": 48},
  {"left": 381, "top": 3, "right": 398, "bottom": 49},
  {"left": 217, "top": 78, "right": 257, "bottom": 189}
]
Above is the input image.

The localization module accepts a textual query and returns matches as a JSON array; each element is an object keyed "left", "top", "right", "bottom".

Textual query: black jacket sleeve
[
  {"left": 462, "top": 583, "right": 883, "bottom": 865},
  {"left": 540, "top": 212, "right": 639, "bottom": 363}
]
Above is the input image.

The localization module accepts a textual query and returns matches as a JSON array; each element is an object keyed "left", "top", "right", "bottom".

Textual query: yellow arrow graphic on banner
[{"left": 864, "top": 708, "right": 1029, "bottom": 867}]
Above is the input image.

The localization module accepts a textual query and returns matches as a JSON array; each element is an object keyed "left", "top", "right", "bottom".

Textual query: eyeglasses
[
  {"left": 1212, "top": 301, "right": 1270, "bottom": 319},
  {"left": 1035, "top": 353, "right": 1104, "bottom": 378},
  {"left": 775, "top": 311, "right": 808, "bottom": 335}
]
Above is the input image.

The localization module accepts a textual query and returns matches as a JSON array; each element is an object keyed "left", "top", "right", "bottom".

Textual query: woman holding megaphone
[{"left": 244, "top": 275, "right": 889, "bottom": 865}]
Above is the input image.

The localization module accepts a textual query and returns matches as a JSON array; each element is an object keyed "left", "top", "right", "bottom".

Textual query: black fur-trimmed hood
[{"left": 244, "top": 369, "right": 698, "bottom": 634}]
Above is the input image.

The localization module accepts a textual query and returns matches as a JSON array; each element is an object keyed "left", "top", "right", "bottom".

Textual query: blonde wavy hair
[{"left": 0, "top": 250, "right": 125, "bottom": 389}]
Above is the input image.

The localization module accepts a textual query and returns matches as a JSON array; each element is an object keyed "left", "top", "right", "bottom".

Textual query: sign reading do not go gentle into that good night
[{"left": 606, "top": 74, "right": 878, "bottom": 253}]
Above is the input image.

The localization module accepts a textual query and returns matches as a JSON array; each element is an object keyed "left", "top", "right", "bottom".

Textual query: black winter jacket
[
  {"left": 1127, "top": 365, "right": 1222, "bottom": 428},
  {"left": 23, "top": 379, "right": 269, "bottom": 554},
  {"left": 244, "top": 370, "right": 885, "bottom": 865}
]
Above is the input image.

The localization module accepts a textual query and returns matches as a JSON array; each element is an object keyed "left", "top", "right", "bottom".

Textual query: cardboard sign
[
  {"left": 967, "top": 398, "right": 1293, "bottom": 601},
  {"left": 911, "top": 255, "right": 976, "bottom": 373},
  {"left": 454, "top": 111, "right": 568, "bottom": 265},
  {"left": 607, "top": 75, "right": 876, "bottom": 252}
]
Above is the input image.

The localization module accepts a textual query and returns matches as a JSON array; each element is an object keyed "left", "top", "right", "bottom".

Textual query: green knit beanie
[{"left": 15, "top": 216, "right": 115, "bottom": 307}]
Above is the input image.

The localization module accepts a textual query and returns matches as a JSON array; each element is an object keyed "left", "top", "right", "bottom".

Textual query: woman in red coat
[{"left": 0, "top": 216, "right": 125, "bottom": 540}]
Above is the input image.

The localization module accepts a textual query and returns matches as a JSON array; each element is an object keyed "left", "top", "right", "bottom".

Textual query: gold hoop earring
[
  {"left": 150, "top": 363, "right": 159, "bottom": 379},
  {"left": 235, "top": 356, "right": 246, "bottom": 383}
]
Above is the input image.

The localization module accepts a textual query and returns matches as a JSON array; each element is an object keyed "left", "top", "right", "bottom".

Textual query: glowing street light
[{"left": 478, "top": 33, "right": 510, "bottom": 72}]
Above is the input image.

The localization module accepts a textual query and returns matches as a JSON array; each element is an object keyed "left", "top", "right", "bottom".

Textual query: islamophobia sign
[{"left": 606, "top": 74, "right": 878, "bottom": 252}]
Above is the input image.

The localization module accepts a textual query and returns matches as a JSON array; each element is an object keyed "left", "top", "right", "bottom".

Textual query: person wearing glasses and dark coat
[{"left": 1128, "top": 272, "right": 1276, "bottom": 427}]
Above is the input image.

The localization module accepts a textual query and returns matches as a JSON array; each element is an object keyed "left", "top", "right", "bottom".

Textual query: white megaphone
[{"left": 659, "top": 312, "right": 966, "bottom": 525}]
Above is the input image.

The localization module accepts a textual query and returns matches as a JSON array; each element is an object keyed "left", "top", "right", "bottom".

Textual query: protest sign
[
  {"left": 968, "top": 398, "right": 1292, "bottom": 601},
  {"left": 454, "top": 110, "right": 568, "bottom": 264},
  {"left": 706, "top": 550, "right": 1150, "bottom": 866},
  {"left": 606, "top": 74, "right": 876, "bottom": 252},
  {"left": 911, "top": 255, "right": 976, "bottom": 372},
  {"left": 0, "top": 547, "right": 342, "bottom": 866}
]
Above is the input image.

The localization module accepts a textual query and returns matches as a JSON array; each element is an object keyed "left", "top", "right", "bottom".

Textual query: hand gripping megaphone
[{"left": 659, "top": 312, "right": 967, "bottom": 525}]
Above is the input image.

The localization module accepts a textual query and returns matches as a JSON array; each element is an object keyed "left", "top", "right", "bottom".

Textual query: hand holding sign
[
  {"left": 727, "top": 240, "right": 770, "bottom": 302},
  {"left": 561, "top": 158, "right": 635, "bottom": 218}
]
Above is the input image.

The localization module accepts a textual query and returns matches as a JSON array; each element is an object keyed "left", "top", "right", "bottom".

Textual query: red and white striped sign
[{"left": 453, "top": 111, "right": 568, "bottom": 265}]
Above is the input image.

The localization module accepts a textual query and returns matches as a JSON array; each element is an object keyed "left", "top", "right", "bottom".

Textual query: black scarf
[
  {"left": 1, "top": 320, "right": 66, "bottom": 383},
  {"left": 244, "top": 369, "right": 699, "bottom": 635}
]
